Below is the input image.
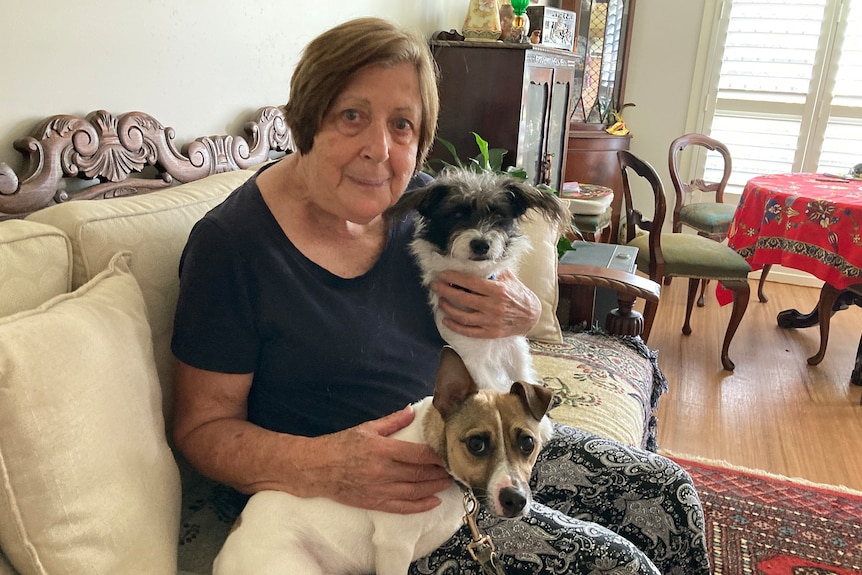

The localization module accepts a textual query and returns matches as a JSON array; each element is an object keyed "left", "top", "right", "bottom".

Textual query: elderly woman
[{"left": 171, "top": 17, "right": 710, "bottom": 574}]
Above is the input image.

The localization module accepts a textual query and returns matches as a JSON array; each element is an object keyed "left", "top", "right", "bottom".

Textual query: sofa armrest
[{"left": 557, "top": 263, "right": 660, "bottom": 337}]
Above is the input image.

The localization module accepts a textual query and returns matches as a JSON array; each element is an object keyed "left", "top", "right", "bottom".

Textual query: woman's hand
[
  {"left": 305, "top": 405, "right": 453, "bottom": 514},
  {"left": 173, "top": 362, "right": 451, "bottom": 515},
  {"left": 430, "top": 268, "right": 541, "bottom": 338}
]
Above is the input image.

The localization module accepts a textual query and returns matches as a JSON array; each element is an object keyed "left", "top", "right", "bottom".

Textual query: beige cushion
[
  {"left": 0, "top": 219, "right": 72, "bottom": 317},
  {"left": 0, "top": 252, "right": 181, "bottom": 575},
  {"left": 518, "top": 209, "right": 563, "bottom": 343},
  {"left": 26, "top": 170, "right": 255, "bottom": 426}
]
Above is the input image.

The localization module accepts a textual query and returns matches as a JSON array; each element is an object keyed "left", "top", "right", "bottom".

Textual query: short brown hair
[{"left": 285, "top": 17, "right": 439, "bottom": 171}]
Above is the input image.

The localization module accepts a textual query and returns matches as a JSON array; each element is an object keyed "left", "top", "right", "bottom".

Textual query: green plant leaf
[
  {"left": 505, "top": 165, "right": 528, "bottom": 180},
  {"left": 536, "top": 183, "right": 559, "bottom": 196},
  {"left": 487, "top": 148, "right": 508, "bottom": 172},
  {"left": 436, "top": 137, "right": 464, "bottom": 169},
  {"left": 471, "top": 132, "right": 491, "bottom": 171},
  {"left": 422, "top": 132, "right": 531, "bottom": 179},
  {"left": 557, "top": 234, "right": 573, "bottom": 259}
]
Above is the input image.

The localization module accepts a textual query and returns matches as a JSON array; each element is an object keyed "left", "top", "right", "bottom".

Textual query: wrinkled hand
[
  {"left": 306, "top": 405, "right": 452, "bottom": 514},
  {"left": 430, "top": 268, "right": 540, "bottom": 339}
]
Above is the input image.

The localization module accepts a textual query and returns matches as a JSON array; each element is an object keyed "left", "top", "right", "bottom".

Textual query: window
[{"left": 696, "top": 0, "right": 862, "bottom": 195}]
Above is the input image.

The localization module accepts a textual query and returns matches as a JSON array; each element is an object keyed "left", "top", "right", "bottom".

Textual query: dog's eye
[
  {"left": 453, "top": 208, "right": 469, "bottom": 220},
  {"left": 466, "top": 435, "right": 489, "bottom": 456},
  {"left": 518, "top": 434, "right": 535, "bottom": 455}
]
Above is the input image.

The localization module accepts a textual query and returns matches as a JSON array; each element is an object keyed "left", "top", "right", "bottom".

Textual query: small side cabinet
[{"left": 430, "top": 41, "right": 581, "bottom": 192}]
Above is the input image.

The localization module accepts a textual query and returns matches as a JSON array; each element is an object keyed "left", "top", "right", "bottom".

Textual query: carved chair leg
[
  {"left": 718, "top": 279, "right": 750, "bottom": 371},
  {"left": 642, "top": 299, "right": 659, "bottom": 343},
  {"left": 757, "top": 264, "right": 772, "bottom": 303},
  {"left": 807, "top": 282, "right": 842, "bottom": 366},
  {"left": 683, "top": 278, "right": 699, "bottom": 335},
  {"left": 697, "top": 278, "right": 709, "bottom": 307}
]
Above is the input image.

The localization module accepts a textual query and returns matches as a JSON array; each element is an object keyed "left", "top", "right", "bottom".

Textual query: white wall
[
  {"left": 0, "top": 0, "right": 463, "bottom": 173},
  {"left": 1, "top": 1, "right": 699, "bottom": 175},
  {"left": 624, "top": 0, "right": 706, "bottom": 185}
]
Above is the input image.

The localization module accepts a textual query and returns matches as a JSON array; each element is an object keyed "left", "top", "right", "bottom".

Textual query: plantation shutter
[
  {"left": 703, "top": 0, "right": 862, "bottom": 194},
  {"left": 818, "top": 1, "right": 862, "bottom": 175}
]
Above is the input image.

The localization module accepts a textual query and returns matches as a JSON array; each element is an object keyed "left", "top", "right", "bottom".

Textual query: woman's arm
[
  {"left": 171, "top": 360, "right": 452, "bottom": 514},
  {"left": 430, "top": 268, "right": 541, "bottom": 338}
]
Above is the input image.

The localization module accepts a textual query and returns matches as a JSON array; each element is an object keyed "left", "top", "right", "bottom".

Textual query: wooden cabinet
[
  {"left": 564, "top": 128, "right": 631, "bottom": 243},
  {"left": 430, "top": 41, "right": 580, "bottom": 192}
]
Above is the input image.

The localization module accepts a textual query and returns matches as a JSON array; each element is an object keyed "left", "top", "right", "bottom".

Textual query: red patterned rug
[{"left": 667, "top": 454, "right": 862, "bottom": 575}]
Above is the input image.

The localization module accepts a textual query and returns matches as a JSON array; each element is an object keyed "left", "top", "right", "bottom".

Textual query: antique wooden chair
[
  {"left": 618, "top": 149, "right": 752, "bottom": 370},
  {"left": 667, "top": 133, "right": 764, "bottom": 306}
]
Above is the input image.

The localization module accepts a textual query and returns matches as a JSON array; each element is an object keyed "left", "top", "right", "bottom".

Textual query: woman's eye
[
  {"left": 393, "top": 117, "right": 413, "bottom": 132},
  {"left": 467, "top": 436, "right": 488, "bottom": 456},
  {"left": 519, "top": 435, "right": 535, "bottom": 455},
  {"left": 342, "top": 109, "right": 360, "bottom": 122}
]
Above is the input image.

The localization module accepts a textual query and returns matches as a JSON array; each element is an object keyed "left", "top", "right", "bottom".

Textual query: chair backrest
[
  {"left": 668, "top": 133, "right": 732, "bottom": 223},
  {"left": 618, "top": 150, "right": 667, "bottom": 279}
]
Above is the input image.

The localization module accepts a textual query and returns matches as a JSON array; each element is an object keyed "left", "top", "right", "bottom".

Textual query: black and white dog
[{"left": 387, "top": 169, "right": 569, "bottom": 391}]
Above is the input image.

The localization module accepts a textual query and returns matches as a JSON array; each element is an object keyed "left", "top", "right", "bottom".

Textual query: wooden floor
[{"left": 641, "top": 278, "right": 862, "bottom": 491}]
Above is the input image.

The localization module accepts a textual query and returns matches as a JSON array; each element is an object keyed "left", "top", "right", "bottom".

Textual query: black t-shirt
[{"left": 171, "top": 164, "right": 444, "bottom": 437}]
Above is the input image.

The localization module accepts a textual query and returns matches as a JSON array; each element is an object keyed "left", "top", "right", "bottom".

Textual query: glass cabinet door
[
  {"left": 547, "top": 67, "right": 574, "bottom": 190},
  {"left": 520, "top": 66, "right": 553, "bottom": 186},
  {"left": 564, "top": 0, "right": 635, "bottom": 125}
]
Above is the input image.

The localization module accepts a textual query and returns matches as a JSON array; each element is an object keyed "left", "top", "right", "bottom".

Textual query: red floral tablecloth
[{"left": 727, "top": 173, "right": 862, "bottom": 290}]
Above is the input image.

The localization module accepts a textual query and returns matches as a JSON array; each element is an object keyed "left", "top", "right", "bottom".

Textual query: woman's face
[{"left": 303, "top": 62, "right": 422, "bottom": 225}]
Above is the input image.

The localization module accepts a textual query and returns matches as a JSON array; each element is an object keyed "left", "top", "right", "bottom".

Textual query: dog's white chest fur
[
  {"left": 412, "top": 241, "right": 537, "bottom": 392},
  {"left": 212, "top": 398, "right": 464, "bottom": 575}
]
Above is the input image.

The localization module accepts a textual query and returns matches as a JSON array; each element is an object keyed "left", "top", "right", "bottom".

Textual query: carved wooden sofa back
[{"left": 0, "top": 106, "right": 292, "bottom": 219}]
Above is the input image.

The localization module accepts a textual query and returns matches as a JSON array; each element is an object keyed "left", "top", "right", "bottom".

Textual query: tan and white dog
[{"left": 212, "top": 346, "right": 554, "bottom": 575}]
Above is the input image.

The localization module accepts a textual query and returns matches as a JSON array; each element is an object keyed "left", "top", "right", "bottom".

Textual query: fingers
[
  {"left": 368, "top": 403, "right": 416, "bottom": 437},
  {"left": 307, "top": 413, "right": 453, "bottom": 514},
  {"left": 431, "top": 269, "right": 540, "bottom": 338},
  {"left": 359, "top": 409, "right": 444, "bottom": 467}
]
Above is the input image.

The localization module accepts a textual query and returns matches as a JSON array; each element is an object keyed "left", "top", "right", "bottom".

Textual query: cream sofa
[{"left": 0, "top": 109, "right": 665, "bottom": 575}]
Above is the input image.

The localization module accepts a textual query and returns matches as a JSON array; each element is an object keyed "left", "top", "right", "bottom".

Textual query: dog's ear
[
  {"left": 504, "top": 180, "right": 569, "bottom": 227},
  {"left": 509, "top": 381, "right": 554, "bottom": 422},
  {"left": 432, "top": 346, "right": 479, "bottom": 419},
  {"left": 384, "top": 183, "right": 452, "bottom": 222}
]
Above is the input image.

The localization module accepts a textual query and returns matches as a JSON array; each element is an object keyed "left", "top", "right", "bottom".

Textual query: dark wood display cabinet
[{"left": 430, "top": 41, "right": 580, "bottom": 192}]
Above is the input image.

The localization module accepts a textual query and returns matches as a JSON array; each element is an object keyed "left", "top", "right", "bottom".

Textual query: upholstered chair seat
[
  {"left": 571, "top": 206, "right": 612, "bottom": 241},
  {"left": 628, "top": 232, "right": 751, "bottom": 280},
  {"left": 678, "top": 202, "right": 736, "bottom": 235}
]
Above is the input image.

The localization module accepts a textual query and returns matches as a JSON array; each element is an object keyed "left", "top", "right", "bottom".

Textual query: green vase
[{"left": 510, "top": 0, "right": 530, "bottom": 43}]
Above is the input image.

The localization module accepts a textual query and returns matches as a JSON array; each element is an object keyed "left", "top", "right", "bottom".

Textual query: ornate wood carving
[{"left": 0, "top": 106, "right": 292, "bottom": 218}]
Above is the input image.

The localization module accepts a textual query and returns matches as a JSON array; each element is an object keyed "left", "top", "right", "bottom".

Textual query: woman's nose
[{"left": 361, "top": 121, "right": 390, "bottom": 162}]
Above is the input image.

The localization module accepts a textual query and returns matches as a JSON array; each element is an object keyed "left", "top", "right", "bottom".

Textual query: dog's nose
[
  {"left": 499, "top": 486, "right": 527, "bottom": 517},
  {"left": 470, "top": 238, "right": 490, "bottom": 256}
]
